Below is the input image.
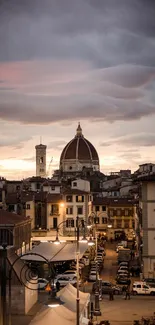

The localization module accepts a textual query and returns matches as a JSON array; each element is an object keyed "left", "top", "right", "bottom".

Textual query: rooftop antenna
[{"left": 40, "top": 136, "right": 42, "bottom": 144}]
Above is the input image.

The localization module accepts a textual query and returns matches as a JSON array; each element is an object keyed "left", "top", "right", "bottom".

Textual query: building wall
[
  {"left": 142, "top": 181, "right": 155, "bottom": 277},
  {"left": 64, "top": 193, "right": 89, "bottom": 225},
  {"left": 7, "top": 283, "right": 38, "bottom": 315},
  {"left": 25, "top": 200, "right": 35, "bottom": 229},
  {"left": 100, "top": 178, "right": 121, "bottom": 190},
  {"left": 92, "top": 203, "right": 135, "bottom": 239},
  {"left": 46, "top": 202, "right": 64, "bottom": 230},
  {"left": 25, "top": 281, "right": 38, "bottom": 314},
  {"left": 71, "top": 179, "right": 90, "bottom": 192},
  {"left": 43, "top": 185, "right": 61, "bottom": 193},
  {"left": 8, "top": 285, "right": 25, "bottom": 315}
]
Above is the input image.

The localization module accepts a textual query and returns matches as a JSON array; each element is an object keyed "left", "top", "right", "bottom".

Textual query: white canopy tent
[
  {"left": 22, "top": 242, "right": 88, "bottom": 262},
  {"left": 57, "top": 283, "right": 90, "bottom": 312},
  {"left": 57, "top": 284, "right": 90, "bottom": 324},
  {"left": 29, "top": 305, "right": 75, "bottom": 325}
]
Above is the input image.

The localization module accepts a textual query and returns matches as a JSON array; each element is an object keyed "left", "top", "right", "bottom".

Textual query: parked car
[
  {"left": 89, "top": 271, "right": 99, "bottom": 281},
  {"left": 53, "top": 276, "right": 78, "bottom": 287},
  {"left": 119, "top": 262, "right": 129, "bottom": 267},
  {"left": 38, "top": 278, "right": 49, "bottom": 290},
  {"left": 117, "top": 269, "right": 129, "bottom": 276},
  {"left": 56, "top": 270, "right": 77, "bottom": 280},
  {"left": 118, "top": 266, "right": 129, "bottom": 271},
  {"left": 116, "top": 275, "right": 129, "bottom": 284},
  {"left": 132, "top": 282, "right": 155, "bottom": 295},
  {"left": 92, "top": 280, "right": 121, "bottom": 295},
  {"left": 143, "top": 278, "right": 155, "bottom": 284}
]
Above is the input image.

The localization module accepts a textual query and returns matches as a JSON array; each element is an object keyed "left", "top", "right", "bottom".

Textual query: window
[
  {"left": 94, "top": 217, "right": 99, "bottom": 224},
  {"left": 125, "top": 209, "right": 129, "bottom": 216},
  {"left": 36, "top": 183, "right": 40, "bottom": 190},
  {"left": 69, "top": 166, "right": 72, "bottom": 170},
  {"left": 39, "top": 157, "right": 43, "bottom": 163},
  {"left": 102, "top": 206, "right": 106, "bottom": 211},
  {"left": 66, "top": 207, "right": 73, "bottom": 215},
  {"left": 66, "top": 218, "right": 74, "bottom": 228},
  {"left": 40, "top": 168, "right": 44, "bottom": 172},
  {"left": 124, "top": 220, "right": 129, "bottom": 228},
  {"left": 102, "top": 217, "right": 107, "bottom": 224},
  {"left": 109, "top": 210, "right": 113, "bottom": 217},
  {"left": 26, "top": 204, "right": 30, "bottom": 210},
  {"left": 51, "top": 186, "right": 55, "bottom": 191},
  {"left": 66, "top": 195, "right": 73, "bottom": 202},
  {"left": 137, "top": 285, "right": 141, "bottom": 288},
  {"left": 95, "top": 206, "right": 100, "bottom": 212},
  {"left": 73, "top": 182, "right": 77, "bottom": 187},
  {"left": 76, "top": 196, "right": 84, "bottom": 202},
  {"left": 53, "top": 217, "right": 57, "bottom": 229},
  {"left": 116, "top": 220, "right": 122, "bottom": 228},
  {"left": 77, "top": 207, "right": 83, "bottom": 215},
  {"left": 117, "top": 209, "right": 121, "bottom": 216},
  {"left": 51, "top": 204, "right": 59, "bottom": 215}
]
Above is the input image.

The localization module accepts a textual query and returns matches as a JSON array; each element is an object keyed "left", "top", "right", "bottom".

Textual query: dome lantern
[{"left": 76, "top": 122, "right": 83, "bottom": 137}]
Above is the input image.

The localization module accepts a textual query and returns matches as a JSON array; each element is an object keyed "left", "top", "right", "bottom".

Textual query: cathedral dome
[{"left": 60, "top": 123, "right": 100, "bottom": 172}]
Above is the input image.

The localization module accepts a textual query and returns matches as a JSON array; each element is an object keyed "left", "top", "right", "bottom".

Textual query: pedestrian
[
  {"left": 56, "top": 280, "right": 60, "bottom": 292},
  {"left": 125, "top": 285, "right": 131, "bottom": 300},
  {"left": 109, "top": 287, "right": 114, "bottom": 301}
]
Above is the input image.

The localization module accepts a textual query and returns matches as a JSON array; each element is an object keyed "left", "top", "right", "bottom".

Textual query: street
[
  {"left": 11, "top": 243, "right": 155, "bottom": 325},
  {"left": 96, "top": 242, "right": 155, "bottom": 325}
]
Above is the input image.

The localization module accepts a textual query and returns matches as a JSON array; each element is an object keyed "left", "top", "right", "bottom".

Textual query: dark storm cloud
[
  {"left": 0, "top": 0, "right": 155, "bottom": 66},
  {"left": 0, "top": 0, "right": 155, "bottom": 126}
]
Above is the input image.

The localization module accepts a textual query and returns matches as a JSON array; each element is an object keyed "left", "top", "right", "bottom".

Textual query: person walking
[
  {"left": 125, "top": 285, "right": 131, "bottom": 300},
  {"left": 109, "top": 287, "right": 114, "bottom": 301},
  {"left": 56, "top": 280, "right": 60, "bottom": 292}
]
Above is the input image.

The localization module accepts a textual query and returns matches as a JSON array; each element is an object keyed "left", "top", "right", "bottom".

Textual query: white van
[{"left": 132, "top": 282, "right": 155, "bottom": 295}]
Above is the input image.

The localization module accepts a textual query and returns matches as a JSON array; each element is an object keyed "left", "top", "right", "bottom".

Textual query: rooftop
[{"left": 0, "top": 210, "right": 31, "bottom": 226}]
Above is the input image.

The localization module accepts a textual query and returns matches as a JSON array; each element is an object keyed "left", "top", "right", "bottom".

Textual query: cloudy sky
[{"left": 0, "top": 0, "right": 155, "bottom": 179}]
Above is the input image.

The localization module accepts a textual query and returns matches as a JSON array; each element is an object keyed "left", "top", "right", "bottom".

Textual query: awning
[
  {"left": 57, "top": 283, "right": 90, "bottom": 312},
  {"left": 22, "top": 242, "right": 88, "bottom": 262},
  {"left": 29, "top": 305, "right": 75, "bottom": 325}
]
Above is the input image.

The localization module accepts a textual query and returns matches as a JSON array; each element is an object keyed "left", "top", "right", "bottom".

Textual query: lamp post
[
  {"left": 76, "top": 216, "right": 80, "bottom": 325},
  {"left": 88, "top": 212, "right": 102, "bottom": 317},
  {"left": 0, "top": 243, "right": 7, "bottom": 325},
  {"left": 0, "top": 244, "right": 62, "bottom": 325},
  {"left": 53, "top": 216, "right": 94, "bottom": 325}
]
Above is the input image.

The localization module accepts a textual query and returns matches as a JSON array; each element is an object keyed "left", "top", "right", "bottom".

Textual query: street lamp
[
  {"left": 0, "top": 244, "right": 64, "bottom": 325},
  {"left": 53, "top": 216, "right": 94, "bottom": 325},
  {"left": 88, "top": 212, "right": 103, "bottom": 317}
]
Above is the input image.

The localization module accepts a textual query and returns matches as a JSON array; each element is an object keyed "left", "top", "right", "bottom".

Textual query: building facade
[
  {"left": 92, "top": 197, "right": 136, "bottom": 240},
  {"left": 138, "top": 174, "right": 155, "bottom": 277}
]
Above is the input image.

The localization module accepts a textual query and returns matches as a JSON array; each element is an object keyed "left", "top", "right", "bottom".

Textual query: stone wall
[
  {"left": 6, "top": 282, "right": 38, "bottom": 315},
  {"left": 7, "top": 285, "right": 25, "bottom": 315}
]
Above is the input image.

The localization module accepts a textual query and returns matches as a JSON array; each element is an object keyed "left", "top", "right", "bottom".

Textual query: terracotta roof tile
[{"left": 0, "top": 210, "right": 31, "bottom": 226}]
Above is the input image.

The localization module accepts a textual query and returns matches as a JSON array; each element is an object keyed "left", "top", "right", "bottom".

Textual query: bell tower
[{"left": 35, "top": 142, "right": 47, "bottom": 177}]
